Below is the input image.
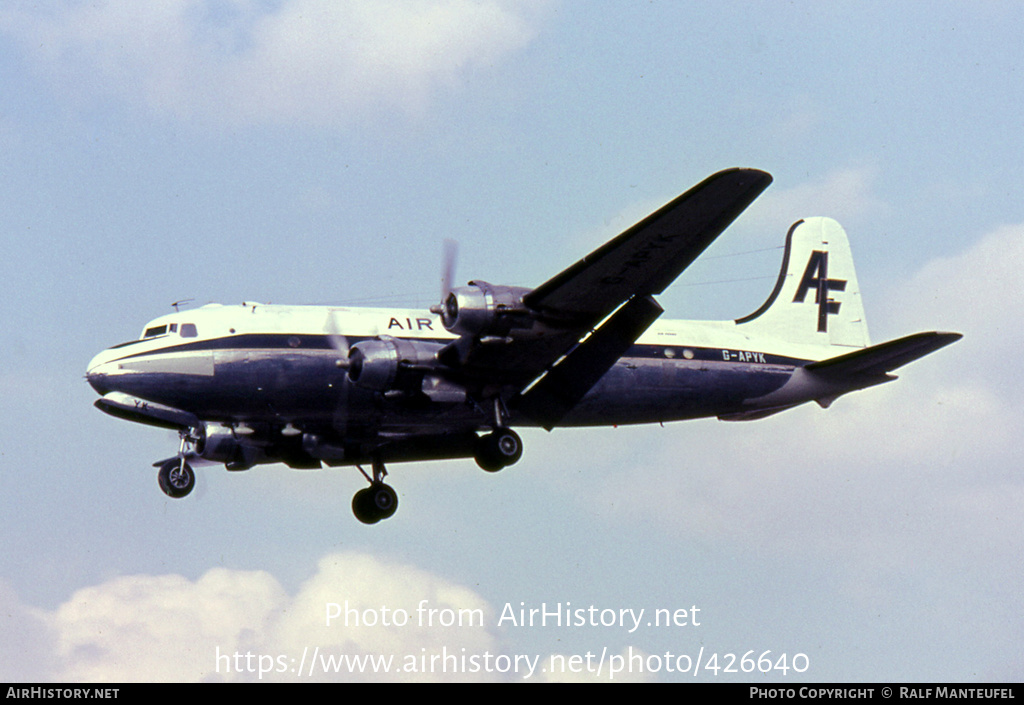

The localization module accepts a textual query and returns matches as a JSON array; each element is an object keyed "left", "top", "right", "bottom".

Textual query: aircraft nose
[{"left": 86, "top": 352, "right": 115, "bottom": 395}]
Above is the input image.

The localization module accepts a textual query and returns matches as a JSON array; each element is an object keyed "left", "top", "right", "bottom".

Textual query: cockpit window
[
  {"left": 143, "top": 325, "right": 167, "bottom": 338},
  {"left": 180, "top": 323, "right": 198, "bottom": 338}
]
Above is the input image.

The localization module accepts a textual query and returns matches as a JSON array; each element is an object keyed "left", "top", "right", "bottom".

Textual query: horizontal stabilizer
[
  {"left": 514, "top": 295, "right": 664, "bottom": 430},
  {"left": 805, "top": 331, "right": 962, "bottom": 379}
]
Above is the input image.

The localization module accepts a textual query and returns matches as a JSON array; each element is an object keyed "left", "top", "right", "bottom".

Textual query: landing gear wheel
[
  {"left": 158, "top": 458, "right": 195, "bottom": 498},
  {"left": 352, "top": 487, "right": 378, "bottom": 524},
  {"left": 369, "top": 483, "right": 398, "bottom": 519},
  {"left": 352, "top": 483, "right": 398, "bottom": 525},
  {"left": 475, "top": 429, "right": 523, "bottom": 472}
]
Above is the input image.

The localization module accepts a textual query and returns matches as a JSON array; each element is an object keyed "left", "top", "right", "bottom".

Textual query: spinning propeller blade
[
  {"left": 431, "top": 239, "right": 459, "bottom": 316},
  {"left": 441, "top": 238, "right": 458, "bottom": 301},
  {"left": 325, "top": 310, "right": 350, "bottom": 368}
]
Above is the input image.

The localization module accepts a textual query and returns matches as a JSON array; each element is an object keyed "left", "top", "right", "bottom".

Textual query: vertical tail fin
[{"left": 736, "top": 218, "right": 870, "bottom": 349}]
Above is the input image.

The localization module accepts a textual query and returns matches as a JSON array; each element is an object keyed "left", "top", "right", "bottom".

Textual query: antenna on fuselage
[{"left": 171, "top": 299, "right": 195, "bottom": 312}]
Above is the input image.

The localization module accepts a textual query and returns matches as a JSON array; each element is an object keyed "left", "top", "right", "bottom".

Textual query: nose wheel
[
  {"left": 158, "top": 457, "right": 195, "bottom": 498},
  {"left": 156, "top": 429, "right": 198, "bottom": 499}
]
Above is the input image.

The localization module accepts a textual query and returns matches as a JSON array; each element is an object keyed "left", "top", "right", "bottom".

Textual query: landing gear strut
[
  {"left": 351, "top": 457, "right": 399, "bottom": 525},
  {"left": 157, "top": 430, "right": 197, "bottom": 498}
]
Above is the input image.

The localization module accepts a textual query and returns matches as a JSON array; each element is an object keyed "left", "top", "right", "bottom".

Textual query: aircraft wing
[
  {"left": 523, "top": 168, "right": 773, "bottom": 327},
  {"left": 443, "top": 168, "right": 773, "bottom": 422}
]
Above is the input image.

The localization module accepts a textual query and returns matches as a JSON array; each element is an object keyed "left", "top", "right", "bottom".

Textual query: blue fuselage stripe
[
  {"left": 89, "top": 333, "right": 809, "bottom": 431},
  {"left": 102, "top": 333, "right": 812, "bottom": 368}
]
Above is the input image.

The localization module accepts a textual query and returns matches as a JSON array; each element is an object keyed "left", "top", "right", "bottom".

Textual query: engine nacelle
[
  {"left": 437, "top": 280, "right": 533, "bottom": 338},
  {"left": 346, "top": 337, "right": 445, "bottom": 393},
  {"left": 194, "top": 423, "right": 257, "bottom": 470}
]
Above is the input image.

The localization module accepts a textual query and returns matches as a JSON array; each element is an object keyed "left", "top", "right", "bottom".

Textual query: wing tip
[{"left": 717, "top": 166, "right": 773, "bottom": 186}]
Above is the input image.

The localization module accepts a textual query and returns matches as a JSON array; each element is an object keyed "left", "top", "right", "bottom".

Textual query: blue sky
[{"left": 1, "top": 0, "right": 1022, "bottom": 682}]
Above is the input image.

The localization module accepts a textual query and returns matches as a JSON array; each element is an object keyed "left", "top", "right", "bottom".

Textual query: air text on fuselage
[{"left": 387, "top": 317, "right": 436, "bottom": 331}]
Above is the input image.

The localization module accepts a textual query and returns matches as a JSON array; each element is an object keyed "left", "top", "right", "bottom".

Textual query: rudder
[{"left": 736, "top": 218, "right": 870, "bottom": 349}]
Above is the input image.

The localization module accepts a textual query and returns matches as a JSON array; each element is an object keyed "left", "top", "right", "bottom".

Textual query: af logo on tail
[{"left": 794, "top": 251, "right": 847, "bottom": 332}]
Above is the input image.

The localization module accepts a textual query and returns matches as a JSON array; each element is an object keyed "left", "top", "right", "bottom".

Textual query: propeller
[
  {"left": 325, "top": 309, "right": 350, "bottom": 369},
  {"left": 441, "top": 238, "right": 458, "bottom": 302},
  {"left": 431, "top": 239, "right": 459, "bottom": 319}
]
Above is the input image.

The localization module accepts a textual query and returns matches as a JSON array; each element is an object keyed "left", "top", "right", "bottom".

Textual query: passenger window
[{"left": 180, "top": 323, "right": 198, "bottom": 338}]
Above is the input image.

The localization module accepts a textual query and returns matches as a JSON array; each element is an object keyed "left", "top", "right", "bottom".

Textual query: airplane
[{"left": 85, "top": 168, "right": 961, "bottom": 524}]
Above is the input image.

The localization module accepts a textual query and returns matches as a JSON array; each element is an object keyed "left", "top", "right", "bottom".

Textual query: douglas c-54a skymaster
[{"left": 86, "top": 168, "right": 960, "bottom": 524}]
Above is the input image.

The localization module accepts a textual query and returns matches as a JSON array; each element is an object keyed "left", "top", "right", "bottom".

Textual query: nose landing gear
[
  {"left": 158, "top": 457, "right": 195, "bottom": 498},
  {"left": 157, "top": 430, "right": 197, "bottom": 498}
]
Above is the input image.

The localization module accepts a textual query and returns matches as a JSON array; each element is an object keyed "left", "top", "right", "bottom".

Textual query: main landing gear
[
  {"left": 151, "top": 422, "right": 525, "bottom": 521},
  {"left": 351, "top": 458, "right": 398, "bottom": 525},
  {"left": 349, "top": 428, "right": 523, "bottom": 524},
  {"left": 474, "top": 428, "right": 523, "bottom": 472},
  {"left": 474, "top": 399, "right": 523, "bottom": 472}
]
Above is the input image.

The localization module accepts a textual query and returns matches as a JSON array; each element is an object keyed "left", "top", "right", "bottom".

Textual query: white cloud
[
  {"left": 266, "top": 552, "right": 500, "bottom": 682},
  {"left": 755, "top": 165, "right": 890, "bottom": 230},
  {"left": 886, "top": 222, "right": 1024, "bottom": 363},
  {"left": 13, "top": 552, "right": 514, "bottom": 682},
  {"left": 50, "top": 568, "right": 289, "bottom": 682},
  {"left": 3, "top": 552, "right": 690, "bottom": 682},
  {"left": 1, "top": 0, "right": 548, "bottom": 126}
]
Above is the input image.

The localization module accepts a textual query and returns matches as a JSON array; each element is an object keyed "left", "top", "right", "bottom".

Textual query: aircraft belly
[{"left": 551, "top": 359, "right": 795, "bottom": 426}]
